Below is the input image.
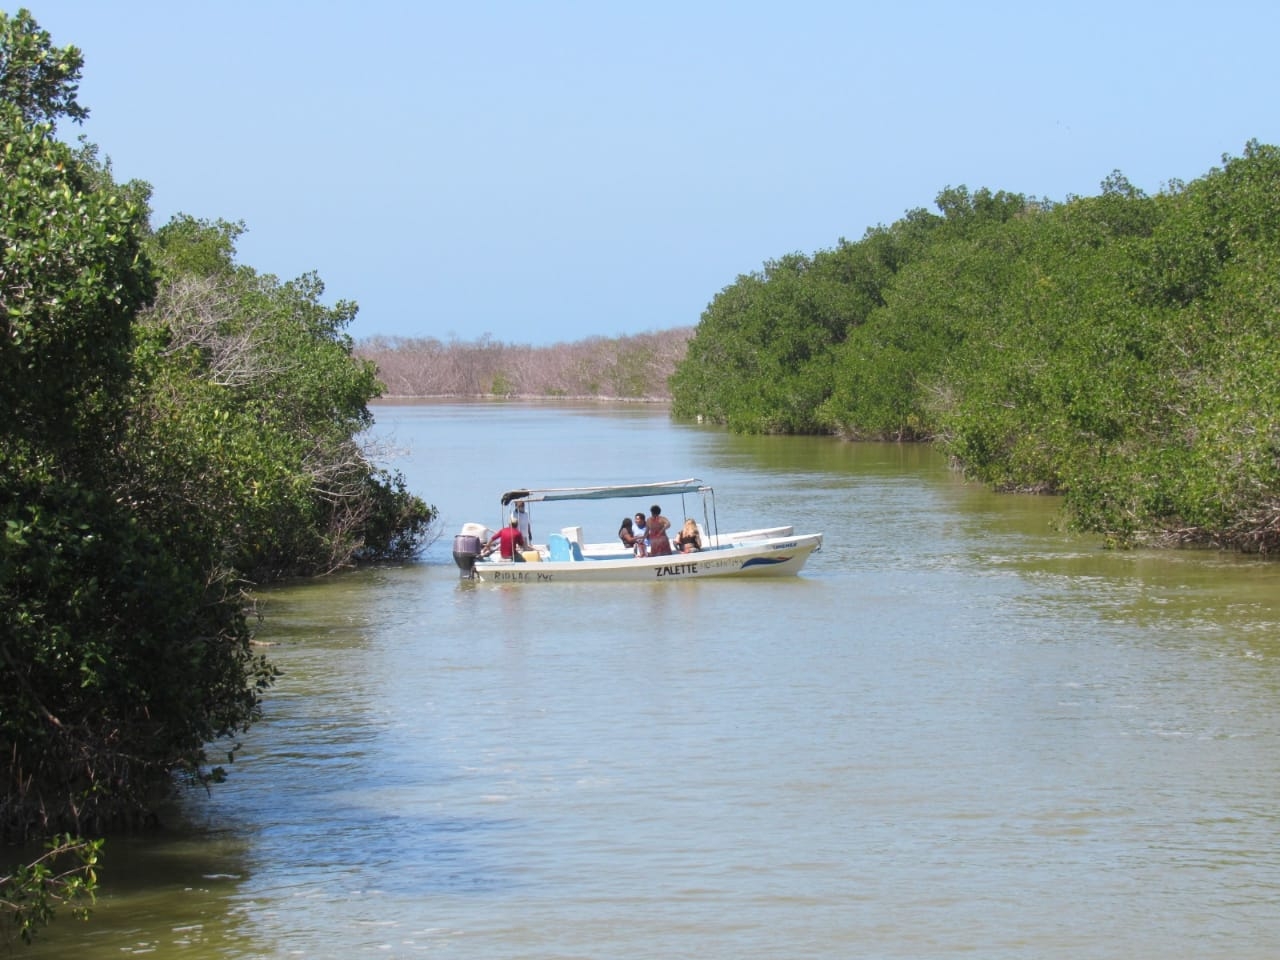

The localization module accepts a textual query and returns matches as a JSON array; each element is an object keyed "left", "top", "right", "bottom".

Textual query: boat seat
[
  {"left": 548, "top": 534, "right": 585, "bottom": 561},
  {"left": 548, "top": 534, "right": 571, "bottom": 561}
]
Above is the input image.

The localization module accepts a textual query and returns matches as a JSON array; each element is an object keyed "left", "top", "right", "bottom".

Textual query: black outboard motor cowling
[{"left": 452, "top": 534, "right": 483, "bottom": 578}]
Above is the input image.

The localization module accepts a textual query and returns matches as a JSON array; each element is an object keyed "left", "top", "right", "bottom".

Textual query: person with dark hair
[
  {"left": 646, "top": 504, "right": 673, "bottom": 556},
  {"left": 511, "top": 499, "right": 532, "bottom": 543},
  {"left": 619, "top": 516, "right": 646, "bottom": 556}
]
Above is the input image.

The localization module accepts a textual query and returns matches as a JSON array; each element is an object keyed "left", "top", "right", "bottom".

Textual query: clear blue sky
[{"left": 31, "top": 1, "right": 1280, "bottom": 345}]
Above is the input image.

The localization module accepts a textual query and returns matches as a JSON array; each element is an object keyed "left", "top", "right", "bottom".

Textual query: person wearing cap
[{"left": 484, "top": 515, "right": 530, "bottom": 560}]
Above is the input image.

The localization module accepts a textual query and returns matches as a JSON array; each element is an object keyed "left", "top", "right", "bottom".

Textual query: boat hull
[{"left": 468, "top": 534, "right": 822, "bottom": 584}]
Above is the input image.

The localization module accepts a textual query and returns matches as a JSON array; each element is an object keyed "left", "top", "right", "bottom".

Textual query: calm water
[{"left": 22, "top": 401, "right": 1280, "bottom": 959}]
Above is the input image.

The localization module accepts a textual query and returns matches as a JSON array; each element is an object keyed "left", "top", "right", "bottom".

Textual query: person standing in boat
[
  {"left": 512, "top": 499, "right": 532, "bottom": 543},
  {"left": 646, "top": 504, "right": 673, "bottom": 556},
  {"left": 619, "top": 517, "right": 646, "bottom": 557}
]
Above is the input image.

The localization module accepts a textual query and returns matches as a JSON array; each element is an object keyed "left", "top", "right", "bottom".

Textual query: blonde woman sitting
[{"left": 674, "top": 518, "right": 702, "bottom": 553}]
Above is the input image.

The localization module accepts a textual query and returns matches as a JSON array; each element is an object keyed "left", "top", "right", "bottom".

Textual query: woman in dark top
[
  {"left": 675, "top": 518, "right": 701, "bottom": 553},
  {"left": 619, "top": 517, "right": 646, "bottom": 557}
]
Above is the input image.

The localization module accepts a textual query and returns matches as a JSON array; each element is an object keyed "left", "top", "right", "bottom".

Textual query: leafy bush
[
  {"left": 670, "top": 149, "right": 1280, "bottom": 552},
  {"left": 1, "top": 9, "right": 435, "bottom": 938}
]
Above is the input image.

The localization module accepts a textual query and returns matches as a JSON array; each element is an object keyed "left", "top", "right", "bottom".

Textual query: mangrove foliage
[
  {"left": 0, "top": 8, "right": 434, "bottom": 940},
  {"left": 671, "top": 151, "right": 1280, "bottom": 553}
]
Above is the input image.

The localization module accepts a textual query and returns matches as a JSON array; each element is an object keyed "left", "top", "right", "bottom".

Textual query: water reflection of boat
[{"left": 451, "top": 478, "right": 823, "bottom": 583}]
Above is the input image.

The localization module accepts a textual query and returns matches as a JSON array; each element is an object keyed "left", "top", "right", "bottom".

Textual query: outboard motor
[{"left": 452, "top": 534, "right": 484, "bottom": 578}]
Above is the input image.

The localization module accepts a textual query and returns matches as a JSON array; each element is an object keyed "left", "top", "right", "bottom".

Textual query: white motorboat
[{"left": 451, "top": 479, "right": 822, "bottom": 583}]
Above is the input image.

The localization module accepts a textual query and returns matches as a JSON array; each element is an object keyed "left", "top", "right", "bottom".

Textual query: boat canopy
[{"left": 501, "top": 479, "right": 706, "bottom": 505}]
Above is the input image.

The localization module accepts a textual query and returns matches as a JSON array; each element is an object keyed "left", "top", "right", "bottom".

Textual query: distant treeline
[
  {"left": 671, "top": 142, "right": 1280, "bottom": 554},
  {"left": 357, "top": 328, "right": 694, "bottom": 400}
]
